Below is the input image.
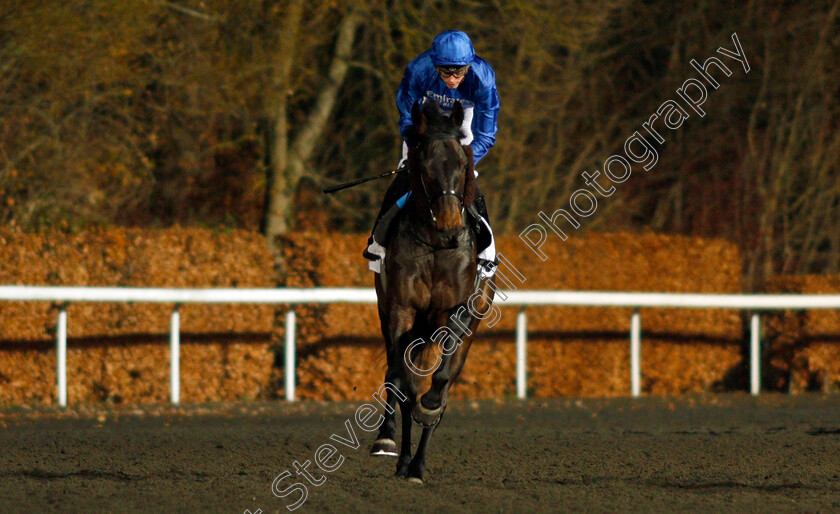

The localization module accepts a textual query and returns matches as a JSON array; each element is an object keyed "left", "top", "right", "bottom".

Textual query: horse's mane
[{"left": 404, "top": 101, "right": 465, "bottom": 146}]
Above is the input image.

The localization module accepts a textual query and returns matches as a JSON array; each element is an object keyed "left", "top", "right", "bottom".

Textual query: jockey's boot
[
  {"left": 477, "top": 256, "right": 498, "bottom": 277},
  {"left": 472, "top": 190, "right": 498, "bottom": 276},
  {"left": 362, "top": 235, "right": 381, "bottom": 261}
]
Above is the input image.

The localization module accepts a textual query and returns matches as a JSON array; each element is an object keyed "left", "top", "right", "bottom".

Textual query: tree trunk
[{"left": 263, "top": 6, "right": 362, "bottom": 250}]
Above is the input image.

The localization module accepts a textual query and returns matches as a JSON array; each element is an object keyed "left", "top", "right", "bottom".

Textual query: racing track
[{"left": 1, "top": 394, "right": 839, "bottom": 512}]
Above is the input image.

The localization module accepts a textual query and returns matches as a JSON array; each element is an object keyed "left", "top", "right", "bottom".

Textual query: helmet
[{"left": 430, "top": 31, "right": 475, "bottom": 67}]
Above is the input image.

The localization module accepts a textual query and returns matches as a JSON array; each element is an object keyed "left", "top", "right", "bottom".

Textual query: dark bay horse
[{"left": 369, "top": 100, "right": 497, "bottom": 483}]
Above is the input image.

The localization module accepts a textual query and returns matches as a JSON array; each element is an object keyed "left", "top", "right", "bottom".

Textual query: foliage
[{"left": 1, "top": 1, "right": 839, "bottom": 285}]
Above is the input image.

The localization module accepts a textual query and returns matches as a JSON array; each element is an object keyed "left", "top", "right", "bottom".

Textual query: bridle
[
  {"left": 419, "top": 176, "right": 465, "bottom": 224},
  {"left": 414, "top": 138, "right": 467, "bottom": 225}
]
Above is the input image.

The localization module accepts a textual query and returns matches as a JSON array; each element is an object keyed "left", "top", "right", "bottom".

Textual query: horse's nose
[{"left": 434, "top": 196, "right": 464, "bottom": 231}]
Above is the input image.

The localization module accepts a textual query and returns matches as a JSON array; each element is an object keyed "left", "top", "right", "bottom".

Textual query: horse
[{"left": 368, "top": 99, "right": 497, "bottom": 484}]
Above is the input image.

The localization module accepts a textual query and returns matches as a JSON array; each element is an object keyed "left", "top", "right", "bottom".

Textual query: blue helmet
[{"left": 430, "top": 30, "right": 475, "bottom": 67}]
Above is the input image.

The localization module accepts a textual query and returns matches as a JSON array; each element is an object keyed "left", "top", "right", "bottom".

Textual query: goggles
[{"left": 435, "top": 65, "right": 470, "bottom": 78}]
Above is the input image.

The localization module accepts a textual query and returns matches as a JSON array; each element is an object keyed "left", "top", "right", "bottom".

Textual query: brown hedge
[
  {"left": 0, "top": 228, "right": 276, "bottom": 405},
  {"left": 762, "top": 275, "right": 840, "bottom": 393},
  {"left": 0, "top": 228, "right": 752, "bottom": 405},
  {"left": 282, "top": 231, "right": 743, "bottom": 400}
]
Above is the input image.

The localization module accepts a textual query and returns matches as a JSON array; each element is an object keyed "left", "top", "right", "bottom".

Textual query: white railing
[{"left": 1, "top": 285, "right": 839, "bottom": 406}]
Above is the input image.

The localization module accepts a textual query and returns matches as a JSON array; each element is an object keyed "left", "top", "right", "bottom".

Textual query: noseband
[{"left": 420, "top": 178, "right": 465, "bottom": 224}]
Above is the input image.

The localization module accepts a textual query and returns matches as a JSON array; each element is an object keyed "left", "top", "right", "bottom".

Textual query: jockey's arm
[
  {"left": 469, "top": 82, "right": 500, "bottom": 164},
  {"left": 396, "top": 62, "right": 422, "bottom": 142}
]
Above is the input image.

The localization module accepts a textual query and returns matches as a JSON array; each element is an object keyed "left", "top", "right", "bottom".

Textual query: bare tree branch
[{"left": 160, "top": 1, "right": 221, "bottom": 22}]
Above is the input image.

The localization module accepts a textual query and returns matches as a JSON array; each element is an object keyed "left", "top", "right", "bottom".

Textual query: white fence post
[
  {"left": 516, "top": 308, "right": 527, "bottom": 399},
  {"left": 170, "top": 305, "right": 180, "bottom": 405},
  {"left": 750, "top": 313, "right": 761, "bottom": 396},
  {"left": 56, "top": 306, "right": 67, "bottom": 407},
  {"left": 285, "top": 309, "right": 296, "bottom": 402},
  {"left": 631, "top": 309, "right": 641, "bottom": 397}
]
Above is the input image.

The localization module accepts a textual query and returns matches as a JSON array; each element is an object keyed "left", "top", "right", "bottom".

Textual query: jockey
[{"left": 363, "top": 30, "right": 500, "bottom": 277}]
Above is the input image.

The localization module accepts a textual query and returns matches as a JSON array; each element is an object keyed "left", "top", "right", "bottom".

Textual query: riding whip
[{"left": 322, "top": 168, "right": 403, "bottom": 194}]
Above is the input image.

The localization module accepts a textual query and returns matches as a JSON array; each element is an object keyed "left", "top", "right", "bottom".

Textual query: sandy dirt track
[{"left": 1, "top": 394, "right": 839, "bottom": 513}]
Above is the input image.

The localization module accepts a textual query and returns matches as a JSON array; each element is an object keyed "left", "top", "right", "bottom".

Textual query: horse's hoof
[
  {"left": 406, "top": 477, "right": 424, "bottom": 485},
  {"left": 369, "top": 438, "right": 398, "bottom": 457},
  {"left": 412, "top": 402, "right": 443, "bottom": 427}
]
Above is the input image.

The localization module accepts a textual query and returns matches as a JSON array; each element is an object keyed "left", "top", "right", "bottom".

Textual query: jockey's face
[
  {"left": 436, "top": 65, "right": 469, "bottom": 89},
  {"left": 442, "top": 74, "right": 465, "bottom": 89}
]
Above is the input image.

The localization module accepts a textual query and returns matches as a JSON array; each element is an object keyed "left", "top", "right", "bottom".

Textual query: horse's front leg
[
  {"left": 372, "top": 347, "right": 418, "bottom": 465},
  {"left": 394, "top": 385, "right": 416, "bottom": 477},
  {"left": 370, "top": 304, "right": 418, "bottom": 475},
  {"left": 370, "top": 323, "right": 410, "bottom": 457},
  {"left": 411, "top": 303, "right": 475, "bottom": 427},
  {"left": 404, "top": 308, "right": 476, "bottom": 483},
  {"left": 406, "top": 310, "right": 481, "bottom": 483},
  {"left": 405, "top": 415, "right": 443, "bottom": 484},
  {"left": 371, "top": 276, "right": 401, "bottom": 457},
  {"left": 412, "top": 350, "right": 452, "bottom": 427},
  {"left": 369, "top": 371, "right": 401, "bottom": 457},
  {"left": 411, "top": 275, "right": 496, "bottom": 434}
]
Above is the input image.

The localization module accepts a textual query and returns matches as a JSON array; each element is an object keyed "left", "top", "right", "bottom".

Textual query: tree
[{"left": 262, "top": 1, "right": 363, "bottom": 249}]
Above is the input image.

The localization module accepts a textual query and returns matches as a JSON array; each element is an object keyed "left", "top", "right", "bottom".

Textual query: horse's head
[{"left": 407, "top": 101, "right": 476, "bottom": 232}]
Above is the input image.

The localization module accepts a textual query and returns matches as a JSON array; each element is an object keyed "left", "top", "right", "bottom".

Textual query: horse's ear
[
  {"left": 411, "top": 101, "right": 427, "bottom": 136},
  {"left": 451, "top": 101, "right": 464, "bottom": 128}
]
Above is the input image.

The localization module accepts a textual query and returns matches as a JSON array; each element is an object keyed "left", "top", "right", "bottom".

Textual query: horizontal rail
[
  {"left": 2, "top": 285, "right": 840, "bottom": 309},
  {"left": 0, "top": 286, "right": 378, "bottom": 304},
  {"left": 4, "top": 285, "right": 838, "bottom": 407},
  {"left": 504, "top": 291, "right": 840, "bottom": 309}
]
